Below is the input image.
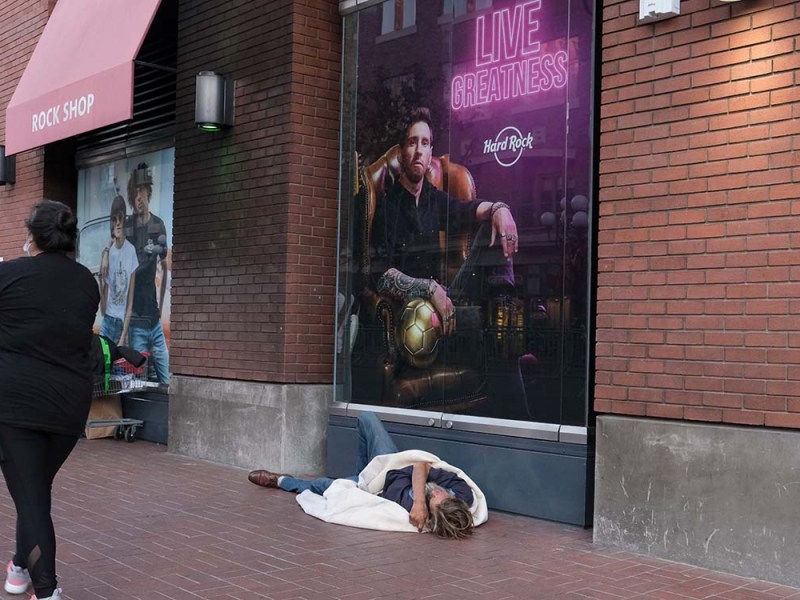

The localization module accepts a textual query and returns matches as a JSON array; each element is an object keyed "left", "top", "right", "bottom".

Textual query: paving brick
[{"left": 0, "top": 440, "right": 794, "bottom": 599}]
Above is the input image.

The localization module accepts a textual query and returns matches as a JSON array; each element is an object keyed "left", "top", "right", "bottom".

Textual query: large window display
[
  {"left": 336, "top": 0, "right": 594, "bottom": 427},
  {"left": 77, "top": 148, "right": 174, "bottom": 386}
]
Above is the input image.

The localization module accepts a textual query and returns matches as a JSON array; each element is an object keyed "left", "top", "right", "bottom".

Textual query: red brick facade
[
  {"left": 170, "top": 0, "right": 342, "bottom": 384},
  {"left": 596, "top": 0, "right": 800, "bottom": 427},
  {"left": 0, "top": 0, "right": 341, "bottom": 386},
  {"left": 0, "top": 0, "right": 49, "bottom": 258}
]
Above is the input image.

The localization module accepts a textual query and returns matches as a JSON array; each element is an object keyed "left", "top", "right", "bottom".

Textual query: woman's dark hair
[{"left": 25, "top": 200, "right": 78, "bottom": 252}]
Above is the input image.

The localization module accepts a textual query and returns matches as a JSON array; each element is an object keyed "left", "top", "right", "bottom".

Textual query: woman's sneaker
[
  {"left": 4, "top": 560, "right": 31, "bottom": 594},
  {"left": 30, "top": 588, "right": 62, "bottom": 600}
]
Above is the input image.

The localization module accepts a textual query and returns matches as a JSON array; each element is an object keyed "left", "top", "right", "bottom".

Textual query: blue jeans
[
  {"left": 99, "top": 315, "right": 124, "bottom": 344},
  {"left": 128, "top": 321, "right": 170, "bottom": 384},
  {"left": 279, "top": 412, "right": 398, "bottom": 495}
]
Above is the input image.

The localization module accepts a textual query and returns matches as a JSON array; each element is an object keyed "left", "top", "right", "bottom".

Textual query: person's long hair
[{"left": 428, "top": 497, "right": 474, "bottom": 540}]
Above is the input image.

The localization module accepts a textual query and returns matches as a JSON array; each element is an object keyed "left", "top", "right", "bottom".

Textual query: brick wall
[
  {"left": 0, "top": 0, "right": 49, "bottom": 259},
  {"left": 596, "top": 0, "right": 800, "bottom": 427},
  {"left": 171, "top": 0, "right": 341, "bottom": 383}
]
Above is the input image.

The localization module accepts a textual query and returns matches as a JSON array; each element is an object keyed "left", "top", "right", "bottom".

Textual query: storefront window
[
  {"left": 336, "top": 0, "right": 594, "bottom": 428},
  {"left": 76, "top": 148, "right": 175, "bottom": 385}
]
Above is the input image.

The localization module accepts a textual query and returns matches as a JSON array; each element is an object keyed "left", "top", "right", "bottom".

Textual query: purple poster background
[
  {"left": 350, "top": 0, "right": 594, "bottom": 425},
  {"left": 449, "top": 0, "right": 593, "bottom": 230}
]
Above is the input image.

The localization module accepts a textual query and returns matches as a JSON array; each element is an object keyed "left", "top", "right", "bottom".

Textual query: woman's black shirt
[{"left": 0, "top": 252, "right": 100, "bottom": 435}]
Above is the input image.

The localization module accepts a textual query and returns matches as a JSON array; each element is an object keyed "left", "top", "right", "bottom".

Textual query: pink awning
[{"left": 5, "top": 0, "right": 162, "bottom": 155}]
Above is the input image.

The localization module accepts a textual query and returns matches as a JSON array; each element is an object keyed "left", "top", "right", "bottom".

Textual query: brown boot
[{"left": 248, "top": 469, "right": 284, "bottom": 488}]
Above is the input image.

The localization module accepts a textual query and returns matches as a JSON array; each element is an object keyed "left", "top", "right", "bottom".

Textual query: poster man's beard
[{"left": 403, "top": 165, "right": 425, "bottom": 184}]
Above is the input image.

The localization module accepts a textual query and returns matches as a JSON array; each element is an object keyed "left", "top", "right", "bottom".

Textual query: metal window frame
[
  {"left": 331, "top": 402, "right": 588, "bottom": 444},
  {"left": 333, "top": 0, "right": 599, "bottom": 448}
]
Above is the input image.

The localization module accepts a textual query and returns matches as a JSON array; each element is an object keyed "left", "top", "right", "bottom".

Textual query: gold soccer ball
[{"left": 397, "top": 298, "right": 441, "bottom": 368}]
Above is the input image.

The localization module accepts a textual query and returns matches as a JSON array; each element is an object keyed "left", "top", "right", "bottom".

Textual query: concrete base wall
[
  {"left": 168, "top": 375, "right": 331, "bottom": 474},
  {"left": 122, "top": 392, "right": 169, "bottom": 445},
  {"left": 594, "top": 416, "right": 800, "bottom": 587}
]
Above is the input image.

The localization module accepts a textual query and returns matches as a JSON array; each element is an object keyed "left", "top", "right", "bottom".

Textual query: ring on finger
[{"left": 498, "top": 232, "right": 506, "bottom": 238}]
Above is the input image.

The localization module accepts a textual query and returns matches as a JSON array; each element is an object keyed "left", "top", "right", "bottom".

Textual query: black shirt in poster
[
  {"left": 125, "top": 213, "right": 167, "bottom": 328},
  {"left": 370, "top": 177, "right": 480, "bottom": 285}
]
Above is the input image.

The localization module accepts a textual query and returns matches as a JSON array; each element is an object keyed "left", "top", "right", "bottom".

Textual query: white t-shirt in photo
[{"left": 105, "top": 240, "right": 139, "bottom": 320}]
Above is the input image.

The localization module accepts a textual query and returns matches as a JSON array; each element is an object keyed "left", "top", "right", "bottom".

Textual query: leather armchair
[{"left": 353, "top": 145, "right": 488, "bottom": 412}]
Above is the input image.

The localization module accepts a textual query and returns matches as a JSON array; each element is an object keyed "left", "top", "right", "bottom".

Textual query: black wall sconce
[
  {"left": 0, "top": 146, "right": 15, "bottom": 185},
  {"left": 195, "top": 71, "right": 234, "bottom": 131}
]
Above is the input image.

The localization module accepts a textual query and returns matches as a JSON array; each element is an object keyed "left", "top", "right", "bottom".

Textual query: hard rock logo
[{"left": 483, "top": 126, "right": 534, "bottom": 167}]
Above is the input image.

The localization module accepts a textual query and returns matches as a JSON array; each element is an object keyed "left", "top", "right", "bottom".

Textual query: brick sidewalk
[{"left": 0, "top": 440, "right": 796, "bottom": 600}]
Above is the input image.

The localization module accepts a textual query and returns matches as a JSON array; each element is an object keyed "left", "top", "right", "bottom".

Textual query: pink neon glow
[
  {"left": 475, "top": 1, "right": 541, "bottom": 67},
  {"left": 453, "top": 0, "right": 566, "bottom": 111},
  {"left": 452, "top": 50, "right": 567, "bottom": 110}
]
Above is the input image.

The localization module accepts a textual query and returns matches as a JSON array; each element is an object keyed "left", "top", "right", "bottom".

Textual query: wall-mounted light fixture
[
  {"left": 0, "top": 146, "right": 16, "bottom": 185},
  {"left": 195, "top": 71, "right": 234, "bottom": 131}
]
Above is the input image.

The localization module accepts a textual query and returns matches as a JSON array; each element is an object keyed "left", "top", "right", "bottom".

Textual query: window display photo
[
  {"left": 340, "top": 0, "right": 594, "bottom": 426},
  {"left": 77, "top": 148, "right": 174, "bottom": 386}
]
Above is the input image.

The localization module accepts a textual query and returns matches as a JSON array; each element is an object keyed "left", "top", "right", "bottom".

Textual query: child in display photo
[{"left": 98, "top": 195, "right": 139, "bottom": 344}]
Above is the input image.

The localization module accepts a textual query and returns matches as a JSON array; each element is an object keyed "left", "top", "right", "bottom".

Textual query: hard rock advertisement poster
[{"left": 346, "top": 0, "right": 594, "bottom": 425}]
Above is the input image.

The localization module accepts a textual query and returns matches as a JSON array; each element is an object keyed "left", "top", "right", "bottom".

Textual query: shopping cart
[{"left": 88, "top": 353, "right": 159, "bottom": 442}]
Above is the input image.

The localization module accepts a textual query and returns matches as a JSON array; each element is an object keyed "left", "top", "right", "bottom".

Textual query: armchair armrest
[{"left": 359, "top": 286, "right": 398, "bottom": 366}]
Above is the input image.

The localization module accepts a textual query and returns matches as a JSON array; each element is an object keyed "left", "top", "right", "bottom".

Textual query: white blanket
[{"left": 295, "top": 449, "right": 487, "bottom": 532}]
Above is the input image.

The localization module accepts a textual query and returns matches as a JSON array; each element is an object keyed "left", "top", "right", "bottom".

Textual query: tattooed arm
[
  {"left": 376, "top": 268, "right": 456, "bottom": 335},
  {"left": 376, "top": 268, "right": 435, "bottom": 303}
]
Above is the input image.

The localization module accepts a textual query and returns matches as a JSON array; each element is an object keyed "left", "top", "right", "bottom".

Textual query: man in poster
[
  {"left": 365, "top": 107, "right": 529, "bottom": 419},
  {"left": 123, "top": 163, "right": 170, "bottom": 385},
  {"left": 371, "top": 107, "right": 519, "bottom": 330}
]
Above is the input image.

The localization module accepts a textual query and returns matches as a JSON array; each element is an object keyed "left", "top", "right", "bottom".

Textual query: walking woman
[{"left": 0, "top": 200, "right": 99, "bottom": 600}]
